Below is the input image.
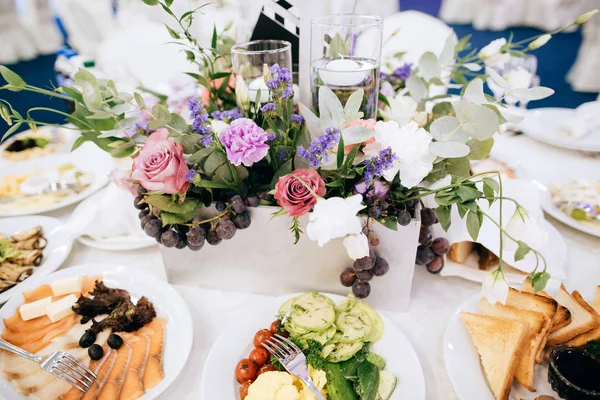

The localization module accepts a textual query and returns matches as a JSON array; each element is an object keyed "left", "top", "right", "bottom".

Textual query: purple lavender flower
[
  {"left": 188, "top": 96, "right": 213, "bottom": 145},
  {"left": 266, "top": 132, "right": 277, "bottom": 141},
  {"left": 125, "top": 121, "right": 155, "bottom": 137},
  {"left": 379, "top": 81, "right": 395, "bottom": 98},
  {"left": 279, "top": 149, "right": 289, "bottom": 161},
  {"left": 199, "top": 135, "right": 213, "bottom": 147},
  {"left": 362, "top": 146, "right": 397, "bottom": 186},
  {"left": 392, "top": 63, "right": 412, "bottom": 82},
  {"left": 261, "top": 103, "right": 277, "bottom": 113},
  {"left": 291, "top": 114, "right": 304, "bottom": 124},
  {"left": 219, "top": 118, "right": 271, "bottom": 167},
  {"left": 367, "top": 179, "right": 390, "bottom": 199},
  {"left": 211, "top": 108, "right": 243, "bottom": 122},
  {"left": 297, "top": 127, "right": 340, "bottom": 168},
  {"left": 186, "top": 169, "right": 197, "bottom": 182},
  {"left": 266, "top": 64, "right": 293, "bottom": 101}
]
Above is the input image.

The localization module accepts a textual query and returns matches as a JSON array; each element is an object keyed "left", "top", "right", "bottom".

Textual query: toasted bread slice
[
  {"left": 479, "top": 299, "right": 551, "bottom": 391},
  {"left": 449, "top": 241, "right": 474, "bottom": 263},
  {"left": 565, "top": 291, "right": 600, "bottom": 347},
  {"left": 461, "top": 312, "right": 527, "bottom": 400},
  {"left": 477, "top": 246, "right": 499, "bottom": 270},
  {"left": 519, "top": 280, "right": 572, "bottom": 332},
  {"left": 547, "top": 285, "right": 600, "bottom": 347},
  {"left": 594, "top": 286, "right": 600, "bottom": 311}
]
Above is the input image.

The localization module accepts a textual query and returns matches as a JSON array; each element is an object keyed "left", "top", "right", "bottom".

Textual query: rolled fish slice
[
  {"left": 98, "top": 342, "right": 132, "bottom": 399},
  {"left": 11, "top": 226, "right": 43, "bottom": 242},
  {"left": 11, "top": 236, "right": 47, "bottom": 251},
  {"left": 119, "top": 333, "right": 150, "bottom": 400},
  {"left": 139, "top": 318, "right": 167, "bottom": 390},
  {"left": 12, "top": 250, "right": 43, "bottom": 267}
]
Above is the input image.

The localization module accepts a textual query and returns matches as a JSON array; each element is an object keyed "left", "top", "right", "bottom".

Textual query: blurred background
[{"left": 1, "top": 0, "right": 598, "bottom": 134}]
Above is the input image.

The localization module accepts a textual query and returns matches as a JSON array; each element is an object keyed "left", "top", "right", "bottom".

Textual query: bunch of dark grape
[
  {"left": 339, "top": 250, "right": 390, "bottom": 299},
  {"left": 136, "top": 186, "right": 259, "bottom": 251},
  {"left": 364, "top": 190, "right": 419, "bottom": 232},
  {"left": 415, "top": 207, "right": 450, "bottom": 273}
]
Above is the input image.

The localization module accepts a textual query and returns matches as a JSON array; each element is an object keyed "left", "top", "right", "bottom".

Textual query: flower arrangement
[{"left": 0, "top": 2, "right": 597, "bottom": 300}]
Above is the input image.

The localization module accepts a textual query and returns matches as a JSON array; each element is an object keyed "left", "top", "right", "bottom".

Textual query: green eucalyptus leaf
[
  {"left": 429, "top": 141, "right": 470, "bottom": 158},
  {"left": 318, "top": 86, "right": 344, "bottom": 130},
  {"left": 203, "top": 151, "right": 227, "bottom": 176},
  {"left": 467, "top": 137, "right": 494, "bottom": 160},
  {"left": 0, "top": 66, "right": 26, "bottom": 88},
  {"left": 445, "top": 156, "right": 470, "bottom": 177},
  {"left": 148, "top": 120, "right": 168, "bottom": 130},
  {"left": 134, "top": 92, "right": 146, "bottom": 109},
  {"left": 418, "top": 52, "right": 441, "bottom": 81},
  {"left": 466, "top": 210, "right": 482, "bottom": 240},
  {"left": 432, "top": 102, "right": 454, "bottom": 119},
  {"left": 453, "top": 101, "right": 499, "bottom": 140},
  {"left": 430, "top": 116, "right": 461, "bottom": 141},
  {"left": 213, "top": 163, "right": 233, "bottom": 183},
  {"left": 514, "top": 241, "right": 531, "bottom": 261},
  {"left": 482, "top": 104, "right": 508, "bottom": 125},
  {"left": 152, "top": 104, "right": 171, "bottom": 121},
  {"left": 189, "top": 147, "right": 213, "bottom": 164},
  {"left": 435, "top": 205, "right": 451, "bottom": 231},
  {"left": 325, "top": 179, "right": 345, "bottom": 188},
  {"left": 511, "top": 87, "right": 555, "bottom": 102},
  {"left": 342, "top": 126, "right": 373, "bottom": 145},
  {"left": 343, "top": 89, "right": 364, "bottom": 120},
  {"left": 192, "top": 178, "right": 233, "bottom": 189},
  {"left": 170, "top": 113, "right": 189, "bottom": 132},
  {"left": 86, "top": 111, "right": 114, "bottom": 120},
  {"left": 405, "top": 76, "right": 427, "bottom": 102},
  {"left": 463, "top": 78, "right": 487, "bottom": 105},
  {"left": 271, "top": 158, "right": 293, "bottom": 186}
]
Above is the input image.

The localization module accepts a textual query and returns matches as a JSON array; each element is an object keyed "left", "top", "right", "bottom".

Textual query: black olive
[
  {"left": 107, "top": 334, "right": 123, "bottom": 350},
  {"left": 79, "top": 331, "right": 96, "bottom": 348},
  {"left": 88, "top": 344, "right": 104, "bottom": 360}
]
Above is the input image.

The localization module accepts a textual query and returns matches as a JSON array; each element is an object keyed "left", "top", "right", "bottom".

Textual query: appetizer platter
[
  {"left": 202, "top": 292, "right": 425, "bottom": 400},
  {"left": 0, "top": 127, "right": 75, "bottom": 163},
  {"left": 540, "top": 179, "right": 600, "bottom": 238},
  {"left": 0, "top": 216, "right": 72, "bottom": 305},
  {"left": 444, "top": 281, "right": 600, "bottom": 400},
  {"left": 0, "top": 263, "right": 193, "bottom": 400},
  {"left": 0, "top": 146, "right": 113, "bottom": 217}
]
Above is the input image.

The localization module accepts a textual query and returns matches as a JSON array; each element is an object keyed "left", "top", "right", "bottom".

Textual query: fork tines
[
  {"left": 262, "top": 334, "right": 301, "bottom": 362},
  {"left": 50, "top": 352, "right": 96, "bottom": 392}
]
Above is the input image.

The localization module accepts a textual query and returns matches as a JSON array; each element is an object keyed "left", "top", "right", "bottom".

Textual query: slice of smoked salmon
[
  {"left": 3, "top": 314, "right": 77, "bottom": 350},
  {"left": 81, "top": 349, "right": 116, "bottom": 400},
  {"left": 22, "top": 285, "right": 53, "bottom": 303},
  {"left": 3, "top": 313, "right": 54, "bottom": 334},
  {"left": 139, "top": 318, "right": 166, "bottom": 390},
  {"left": 119, "top": 333, "right": 150, "bottom": 400},
  {"left": 97, "top": 343, "right": 132, "bottom": 400}
]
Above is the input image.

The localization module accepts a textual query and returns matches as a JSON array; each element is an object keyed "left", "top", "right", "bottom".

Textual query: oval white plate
[
  {"left": 0, "top": 263, "right": 193, "bottom": 400},
  {"left": 0, "top": 216, "right": 73, "bottom": 304},
  {"left": 519, "top": 107, "right": 600, "bottom": 152},
  {"left": 201, "top": 292, "right": 426, "bottom": 400},
  {"left": 0, "top": 127, "right": 79, "bottom": 166},
  {"left": 539, "top": 182, "right": 600, "bottom": 238},
  {"left": 0, "top": 143, "right": 114, "bottom": 217},
  {"left": 73, "top": 188, "right": 156, "bottom": 251}
]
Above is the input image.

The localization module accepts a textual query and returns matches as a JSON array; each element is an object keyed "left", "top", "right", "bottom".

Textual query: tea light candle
[
  {"left": 319, "top": 59, "right": 368, "bottom": 87},
  {"left": 247, "top": 78, "right": 270, "bottom": 103}
]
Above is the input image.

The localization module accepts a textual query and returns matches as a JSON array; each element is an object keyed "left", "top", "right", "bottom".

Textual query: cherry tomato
[
  {"left": 258, "top": 364, "right": 277, "bottom": 376},
  {"left": 235, "top": 359, "right": 258, "bottom": 384},
  {"left": 253, "top": 329, "right": 273, "bottom": 348},
  {"left": 249, "top": 347, "right": 269, "bottom": 367},
  {"left": 239, "top": 380, "right": 252, "bottom": 399},
  {"left": 269, "top": 320, "right": 279, "bottom": 334}
]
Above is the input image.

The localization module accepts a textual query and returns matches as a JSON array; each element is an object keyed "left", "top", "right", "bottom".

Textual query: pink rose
[
  {"left": 109, "top": 169, "right": 138, "bottom": 196},
  {"left": 131, "top": 128, "right": 190, "bottom": 194},
  {"left": 274, "top": 169, "right": 326, "bottom": 217},
  {"left": 342, "top": 119, "right": 376, "bottom": 155}
]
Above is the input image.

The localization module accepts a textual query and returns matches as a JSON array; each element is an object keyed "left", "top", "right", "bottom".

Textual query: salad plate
[
  {"left": 0, "top": 263, "right": 193, "bottom": 400},
  {"left": 0, "top": 216, "right": 73, "bottom": 304},
  {"left": 201, "top": 292, "right": 426, "bottom": 400},
  {"left": 518, "top": 108, "right": 600, "bottom": 153},
  {"left": 0, "top": 144, "right": 113, "bottom": 217}
]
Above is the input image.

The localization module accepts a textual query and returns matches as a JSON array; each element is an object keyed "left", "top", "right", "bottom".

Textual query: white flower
[
  {"left": 343, "top": 233, "right": 370, "bottom": 260},
  {"left": 363, "top": 121, "right": 437, "bottom": 188},
  {"left": 527, "top": 34, "right": 552, "bottom": 50},
  {"left": 478, "top": 38, "right": 510, "bottom": 69},
  {"left": 503, "top": 67, "right": 533, "bottom": 91},
  {"left": 380, "top": 95, "right": 418, "bottom": 126},
  {"left": 307, "top": 195, "right": 365, "bottom": 246},
  {"left": 211, "top": 119, "right": 229, "bottom": 134},
  {"left": 503, "top": 206, "right": 548, "bottom": 251},
  {"left": 481, "top": 269, "right": 509, "bottom": 305},
  {"left": 235, "top": 75, "right": 250, "bottom": 109}
]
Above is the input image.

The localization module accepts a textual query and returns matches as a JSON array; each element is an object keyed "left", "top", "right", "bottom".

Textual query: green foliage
[
  {"left": 0, "top": 239, "right": 20, "bottom": 263},
  {"left": 529, "top": 271, "right": 551, "bottom": 293},
  {"left": 289, "top": 216, "right": 303, "bottom": 244}
]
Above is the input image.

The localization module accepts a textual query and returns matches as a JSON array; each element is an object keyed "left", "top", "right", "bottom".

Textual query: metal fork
[
  {"left": 262, "top": 334, "right": 327, "bottom": 400},
  {"left": 0, "top": 338, "right": 96, "bottom": 392},
  {"left": 0, "top": 181, "right": 82, "bottom": 204}
]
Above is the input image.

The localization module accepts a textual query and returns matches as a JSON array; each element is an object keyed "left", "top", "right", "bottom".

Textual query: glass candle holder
[
  {"left": 311, "top": 15, "right": 383, "bottom": 119},
  {"left": 231, "top": 40, "right": 292, "bottom": 104}
]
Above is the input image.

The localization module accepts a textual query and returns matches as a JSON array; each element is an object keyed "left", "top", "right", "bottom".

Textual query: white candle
[
  {"left": 247, "top": 78, "right": 270, "bottom": 103},
  {"left": 318, "top": 59, "right": 368, "bottom": 87}
]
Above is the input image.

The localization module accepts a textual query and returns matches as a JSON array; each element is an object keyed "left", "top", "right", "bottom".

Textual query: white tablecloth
[{"left": 36, "top": 132, "right": 600, "bottom": 400}]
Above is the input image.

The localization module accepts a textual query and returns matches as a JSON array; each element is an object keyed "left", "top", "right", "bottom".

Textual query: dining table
[{"left": 35, "top": 130, "right": 600, "bottom": 400}]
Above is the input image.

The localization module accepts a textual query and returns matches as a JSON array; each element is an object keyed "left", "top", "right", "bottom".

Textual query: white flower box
[{"left": 160, "top": 205, "right": 420, "bottom": 312}]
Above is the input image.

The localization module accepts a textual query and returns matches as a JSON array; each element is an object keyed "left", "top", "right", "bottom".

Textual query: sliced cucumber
[
  {"left": 355, "top": 301, "right": 384, "bottom": 343},
  {"left": 284, "top": 321, "right": 311, "bottom": 336},
  {"left": 300, "top": 325, "right": 337, "bottom": 345},
  {"left": 336, "top": 294, "right": 357, "bottom": 313},
  {"left": 366, "top": 353, "right": 386, "bottom": 370},
  {"left": 336, "top": 308, "right": 373, "bottom": 343},
  {"left": 323, "top": 340, "right": 364, "bottom": 363},
  {"left": 289, "top": 292, "right": 335, "bottom": 331},
  {"left": 278, "top": 297, "right": 296, "bottom": 318},
  {"left": 376, "top": 371, "right": 397, "bottom": 400}
]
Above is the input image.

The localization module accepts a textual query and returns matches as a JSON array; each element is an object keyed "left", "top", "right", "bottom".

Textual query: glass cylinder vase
[
  {"left": 231, "top": 40, "right": 292, "bottom": 104},
  {"left": 311, "top": 15, "right": 383, "bottom": 119}
]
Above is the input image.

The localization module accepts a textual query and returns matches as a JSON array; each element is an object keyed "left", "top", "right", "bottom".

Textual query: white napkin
[
  {"left": 67, "top": 184, "right": 146, "bottom": 241},
  {"left": 557, "top": 101, "right": 600, "bottom": 139}
]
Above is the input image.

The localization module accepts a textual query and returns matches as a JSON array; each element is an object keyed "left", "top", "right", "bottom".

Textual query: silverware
[
  {"left": 261, "top": 334, "right": 327, "bottom": 400},
  {"left": 0, "top": 338, "right": 96, "bottom": 392},
  {"left": 0, "top": 181, "right": 83, "bottom": 204}
]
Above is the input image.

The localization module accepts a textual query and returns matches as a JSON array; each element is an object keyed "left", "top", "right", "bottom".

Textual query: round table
[{"left": 39, "top": 132, "right": 600, "bottom": 400}]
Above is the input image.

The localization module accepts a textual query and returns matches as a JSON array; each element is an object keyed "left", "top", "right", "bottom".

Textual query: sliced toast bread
[
  {"left": 478, "top": 299, "right": 551, "bottom": 391},
  {"left": 449, "top": 241, "right": 474, "bottom": 263},
  {"left": 564, "top": 289, "right": 600, "bottom": 347},
  {"left": 461, "top": 312, "right": 527, "bottom": 400},
  {"left": 477, "top": 246, "right": 500, "bottom": 270},
  {"left": 519, "top": 280, "right": 572, "bottom": 332},
  {"left": 595, "top": 286, "right": 600, "bottom": 311},
  {"left": 505, "top": 288, "right": 557, "bottom": 363},
  {"left": 546, "top": 285, "right": 600, "bottom": 346}
]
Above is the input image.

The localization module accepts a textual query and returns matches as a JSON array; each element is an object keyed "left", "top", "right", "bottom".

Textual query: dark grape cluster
[
  {"left": 136, "top": 186, "right": 258, "bottom": 251},
  {"left": 340, "top": 250, "right": 390, "bottom": 299},
  {"left": 415, "top": 207, "right": 450, "bottom": 274},
  {"left": 361, "top": 189, "right": 419, "bottom": 235}
]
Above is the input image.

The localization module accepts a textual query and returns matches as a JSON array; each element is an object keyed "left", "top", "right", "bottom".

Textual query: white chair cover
[
  {"left": 567, "top": 4, "right": 600, "bottom": 92},
  {"left": 20, "top": 0, "right": 63, "bottom": 55},
  {"left": 0, "top": 0, "right": 37, "bottom": 64}
]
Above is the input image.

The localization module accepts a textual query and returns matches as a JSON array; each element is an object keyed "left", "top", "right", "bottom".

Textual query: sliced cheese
[
  {"left": 51, "top": 276, "right": 82, "bottom": 297},
  {"left": 19, "top": 297, "right": 53, "bottom": 321},
  {"left": 46, "top": 294, "right": 78, "bottom": 323}
]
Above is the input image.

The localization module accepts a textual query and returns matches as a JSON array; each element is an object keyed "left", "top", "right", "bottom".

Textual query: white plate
[
  {"left": 0, "top": 263, "right": 193, "bottom": 400},
  {"left": 441, "top": 220, "right": 568, "bottom": 284},
  {"left": 0, "top": 143, "right": 114, "bottom": 217},
  {"left": 0, "top": 127, "right": 79, "bottom": 165},
  {"left": 0, "top": 216, "right": 72, "bottom": 304},
  {"left": 201, "top": 293, "right": 426, "bottom": 400},
  {"left": 73, "top": 188, "right": 156, "bottom": 251},
  {"left": 539, "top": 181, "right": 600, "bottom": 238},
  {"left": 519, "top": 108, "right": 600, "bottom": 152}
]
